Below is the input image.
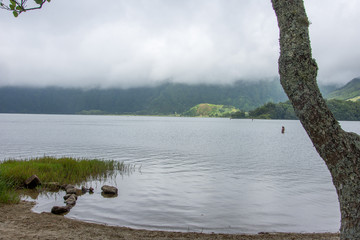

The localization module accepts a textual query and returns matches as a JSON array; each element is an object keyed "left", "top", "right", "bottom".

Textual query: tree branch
[{"left": 0, "top": 0, "right": 49, "bottom": 17}]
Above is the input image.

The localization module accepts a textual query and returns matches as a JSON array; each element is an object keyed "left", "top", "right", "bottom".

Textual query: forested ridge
[
  {"left": 245, "top": 99, "right": 360, "bottom": 121},
  {"left": 0, "top": 78, "right": 357, "bottom": 118},
  {"left": 0, "top": 80, "right": 287, "bottom": 115},
  {"left": 245, "top": 77, "right": 360, "bottom": 121}
]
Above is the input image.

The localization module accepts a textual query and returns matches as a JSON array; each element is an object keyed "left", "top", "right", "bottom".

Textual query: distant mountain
[
  {"left": 0, "top": 80, "right": 288, "bottom": 115},
  {"left": 326, "top": 77, "right": 360, "bottom": 101}
]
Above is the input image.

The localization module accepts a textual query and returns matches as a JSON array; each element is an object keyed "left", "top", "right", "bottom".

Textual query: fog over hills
[
  {"left": 0, "top": 78, "right": 353, "bottom": 115},
  {"left": 0, "top": 0, "right": 359, "bottom": 88},
  {"left": 0, "top": 80, "right": 286, "bottom": 115}
]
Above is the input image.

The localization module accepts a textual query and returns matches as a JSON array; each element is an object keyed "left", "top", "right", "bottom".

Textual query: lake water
[{"left": 2, "top": 114, "right": 359, "bottom": 234}]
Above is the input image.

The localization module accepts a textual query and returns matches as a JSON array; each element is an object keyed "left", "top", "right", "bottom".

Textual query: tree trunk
[{"left": 271, "top": 0, "right": 360, "bottom": 239}]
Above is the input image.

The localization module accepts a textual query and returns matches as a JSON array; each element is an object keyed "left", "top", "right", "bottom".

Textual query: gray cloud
[{"left": 0, "top": 0, "right": 359, "bottom": 88}]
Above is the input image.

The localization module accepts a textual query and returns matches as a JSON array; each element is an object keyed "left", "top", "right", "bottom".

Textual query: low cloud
[{"left": 0, "top": 0, "right": 359, "bottom": 88}]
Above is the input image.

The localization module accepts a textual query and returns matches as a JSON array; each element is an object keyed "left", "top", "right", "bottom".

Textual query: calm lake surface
[{"left": 2, "top": 114, "right": 359, "bottom": 233}]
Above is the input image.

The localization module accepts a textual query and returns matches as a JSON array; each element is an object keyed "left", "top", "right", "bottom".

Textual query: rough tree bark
[{"left": 271, "top": 0, "right": 360, "bottom": 239}]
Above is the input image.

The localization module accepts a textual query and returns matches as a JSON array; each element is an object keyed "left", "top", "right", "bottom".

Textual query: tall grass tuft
[
  {"left": 0, "top": 175, "right": 20, "bottom": 204},
  {"left": 0, "top": 156, "right": 131, "bottom": 204}
]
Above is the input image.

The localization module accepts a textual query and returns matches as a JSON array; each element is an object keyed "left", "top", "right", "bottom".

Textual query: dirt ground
[{"left": 0, "top": 201, "right": 339, "bottom": 240}]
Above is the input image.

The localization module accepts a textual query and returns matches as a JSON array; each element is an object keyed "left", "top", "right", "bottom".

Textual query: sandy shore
[{"left": 0, "top": 201, "right": 339, "bottom": 240}]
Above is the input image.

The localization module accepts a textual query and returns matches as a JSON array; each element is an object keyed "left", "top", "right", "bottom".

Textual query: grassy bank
[{"left": 0, "top": 156, "right": 129, "bottom": 204}]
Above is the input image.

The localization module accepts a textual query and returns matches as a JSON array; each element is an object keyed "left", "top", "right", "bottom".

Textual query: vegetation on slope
[
  {"left": 247, "top": 99, "right": 360, "bottom": 121},
  {"left": 248, "top": 101, "right": 296, "bottom": 119},
  {"left": 0, "top": 80, "right": 288, "bottom": 115},
  {"left": 182, "top": 103, "right": 240, "bottom": 117},
  {"left": 327, "top": 77, "right": 360, "bottom": 100}
]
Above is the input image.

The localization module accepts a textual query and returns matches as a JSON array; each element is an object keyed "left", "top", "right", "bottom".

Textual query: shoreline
[{"left": 0, "top": 201, "right": 340, "bottom": 240}]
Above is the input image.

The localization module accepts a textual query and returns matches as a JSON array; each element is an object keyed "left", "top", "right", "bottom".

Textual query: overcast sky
[{"left": 0, "top": 0, "right": 359, "bottom": 88}]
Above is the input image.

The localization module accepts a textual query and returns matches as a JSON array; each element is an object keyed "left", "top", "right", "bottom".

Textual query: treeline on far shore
[{"left": 231, "top": 99, "right": 360, "bottom": 121}]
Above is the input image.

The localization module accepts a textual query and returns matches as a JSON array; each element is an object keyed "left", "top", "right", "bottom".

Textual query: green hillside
[
  {"left": 0, "top": 80, "right": 287, "bottom": 115},
  {"left": 248, "top": 99, "right": 360, "bottom": 121},
  {"left": 182, "top": 103, "right": 240, "bottom": 117},
  {"left": 0, "top": 78, "right": 356, "bottom": 116},
  {"left": 327, "top": 77, "right": 360, "bottom": 101}
]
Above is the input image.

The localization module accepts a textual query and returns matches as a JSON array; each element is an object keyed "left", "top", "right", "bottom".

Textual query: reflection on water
[{"left": 0, "top": 114, "right": 350, "bottom": 233}]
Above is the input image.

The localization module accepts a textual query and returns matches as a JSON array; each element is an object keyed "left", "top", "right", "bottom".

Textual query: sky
[{"left": 0, "top": 0, "right": 359, "bottom": 88}]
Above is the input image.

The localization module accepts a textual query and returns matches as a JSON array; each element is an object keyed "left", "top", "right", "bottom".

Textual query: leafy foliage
[
  {"left": 0, "top": 0, "right": 50, "bottom": 17},
  {"left": 249, "top": 101, "right": 296, "bottom": 119},
  {"left": 326, "top": 99, "right": 360, "bottom": 121},
  {"left": 230, "top": 111, "right": 246, "bottom": 119}
]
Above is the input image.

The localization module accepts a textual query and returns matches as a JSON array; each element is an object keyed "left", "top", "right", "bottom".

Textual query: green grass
[
  {"left": 0, "top": 177, "right": 19, "bottom": 204},
  {"left": 0, "top": 156, "right": 131, "bottom": 204}
]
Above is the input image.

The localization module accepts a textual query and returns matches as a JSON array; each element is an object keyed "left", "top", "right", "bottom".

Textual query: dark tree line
[
  {"left": 247, "top": 99, "right": 360, "bottom": 121},
  {"left": 0, "top": 81, "right": 287, "bottom": 115}
]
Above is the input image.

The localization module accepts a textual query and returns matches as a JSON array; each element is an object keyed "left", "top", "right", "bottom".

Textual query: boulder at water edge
[
  {"left": 51, "top": 205, "right": 72, "bottom": 215},
  {"left": 64, "top": 194, "right": 77, "bottom": 206},
  {"left": 64, "top": 194, "right": 78, "bottom": 201},
  {"left": 101, "top": 185, "right": 118, "bottom": 195},
  {"left": 24, "top": 175, "right": 41, "bottom": 189},
  {"left": 65, "top": 185, "right": 83, "bottom": 195}
]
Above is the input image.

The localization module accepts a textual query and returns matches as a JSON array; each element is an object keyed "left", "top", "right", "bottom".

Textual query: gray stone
[
  {"left": 101, "top": 185, "right": 118, "bottom": 195},
  {"left": 65, "top": 187, "right": 83, "bottom": 195},
  {"left": 64, "top": 194, "right": 77, "bottom": 206},
  {"left": 65, "top": 184, "right": 75, "bottom": 191},
  {"left": 64, "top": 194, "right": 78, "bottom": 201},
  {"left": 24, "top": 175, "right": 41, "bottom": 189},
  {"left": 65, "top": 187, "right": 77, "bottom": 195},
  {"left": 51, "top": 205, "right": 71, "bottom": 215}
]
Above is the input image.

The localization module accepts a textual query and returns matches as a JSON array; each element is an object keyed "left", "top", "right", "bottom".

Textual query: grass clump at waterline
[
  {"left": 0, "top": 156, "right": 131, "bottom": 204},
  {"left": 0, "top": 177, "right": 19, "bottom": 204}
]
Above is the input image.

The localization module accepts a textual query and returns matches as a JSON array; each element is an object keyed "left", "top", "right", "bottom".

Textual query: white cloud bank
[{"left": 0, "top": 0, "right": 359, "bottom": 88}]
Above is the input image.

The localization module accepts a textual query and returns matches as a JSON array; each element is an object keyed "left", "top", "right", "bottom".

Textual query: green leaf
[
  {"left": 16, "top": 6, "right": 22, "bottom": 10},
  {"left": 10, "top": 0, "right": 16, "bottom": 5},
  {"left": 13, "top": 11, "right": 18, "bottom": 17},
  {"left": 34, "top": 0, "right": 43, "bottom": 4},
  {"left": 47, "top": 0, "right": 51, "bottom": 2},
  {"left": 9, "top": 4, "right": 15, "bottom": 10}
]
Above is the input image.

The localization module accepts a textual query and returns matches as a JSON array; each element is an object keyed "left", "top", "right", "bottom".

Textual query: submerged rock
[
  {"left": 65, "top": 187, "right": 76, "bottom": 194},
  {"left": 64, "top": 184, "right": 75, "bottom": 190},
  {"left": 64, "top": 194, "right": 78, "bottom": 201},
  {"left": 101, "top": 185, "right": 118, "bottom": 195},
  {"left": 24, "top": 175, "right": 41, "bottom": 189},
  {"left": 64, "top": 194, "right": 77, "bottom": 206},
  {"left": 65, "top": 186, "right": 83, "bottom": 195}
]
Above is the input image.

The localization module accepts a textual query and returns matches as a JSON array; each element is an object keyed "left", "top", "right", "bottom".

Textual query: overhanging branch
[{"left": 0, "top": 0, "right": 49, "bottom": 17}]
